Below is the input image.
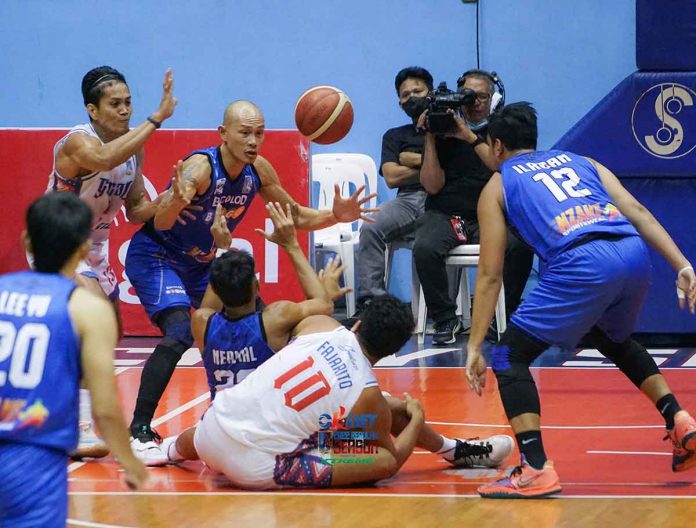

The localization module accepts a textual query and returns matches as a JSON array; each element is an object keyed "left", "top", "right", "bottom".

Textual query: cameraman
[
  {"left": 415, "top": 70, "right": 534, "bottom": 346},
  {"left": 353, "top": 66, "right": 431, "bottom": 314}
]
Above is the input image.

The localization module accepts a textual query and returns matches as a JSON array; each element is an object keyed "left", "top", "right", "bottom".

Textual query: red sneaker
[
  {"left": 666, "top": 410, "right": 696, "bottom": 472},
  {"left": 478, "top": 456, "right": 562, "bottom": 499}
]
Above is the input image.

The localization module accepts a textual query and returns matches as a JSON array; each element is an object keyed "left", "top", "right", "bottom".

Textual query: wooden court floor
[{"left": 67, "top": 337, "right": 696, "bottom": 527}]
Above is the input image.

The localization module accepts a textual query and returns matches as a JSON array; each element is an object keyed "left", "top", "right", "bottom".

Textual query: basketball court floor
[{"left": 68, "top": 332, "right": 696, "bottom": 527}]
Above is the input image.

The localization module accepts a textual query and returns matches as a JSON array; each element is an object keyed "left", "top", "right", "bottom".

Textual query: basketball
[{"left": 294, "top": 86, "right": 353, "bottom": 144}]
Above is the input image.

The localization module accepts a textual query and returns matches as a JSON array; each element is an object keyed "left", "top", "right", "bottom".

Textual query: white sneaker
[
  {"left": 130, "top": 425, "right": 168, "bottom": 467},
  {"left": 448, "top": 435, "right": 515, "bottom": 468},
  {"left": 71, "top": 422, "right": 110, "bottom": 460}
]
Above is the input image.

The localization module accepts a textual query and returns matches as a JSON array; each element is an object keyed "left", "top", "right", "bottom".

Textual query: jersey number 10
[
  {"left": 0, "top": 322, "right": 49, "bottom": 390},
  {"left": 274, "top": 356, "right": 331, "bottom": 412}
]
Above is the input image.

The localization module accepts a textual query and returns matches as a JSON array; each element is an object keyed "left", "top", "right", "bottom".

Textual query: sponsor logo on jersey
[
  {"left": 212, "top": 194, "right": 249, "bottom": 208},
  {"left": 242, "top": 174, "right": 253, "bottom": 194},
  {"left": 0, "top": 398, "right": 49, "bottom": 431},
  {"left": 554, "top": 202, "right": 623, "bottom": 236},
  {"left": 93, "top": 178, "right": 133, "bottom": 200}
]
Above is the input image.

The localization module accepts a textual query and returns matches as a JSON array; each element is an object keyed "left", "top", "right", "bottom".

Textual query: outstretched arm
[
  {"left": 256, "top": 156, "right": 378, "bottom": 231},
  {"left": 60, "top": 69, "right": 177, "bottom": 174}
]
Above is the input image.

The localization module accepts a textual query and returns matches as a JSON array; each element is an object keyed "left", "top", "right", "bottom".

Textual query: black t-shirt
[
  {"left": 425, "top": 130, "right": 492, "bottom": 219},
  {"left": 380, "top": 123, "right": 425, "bottom": 194}
]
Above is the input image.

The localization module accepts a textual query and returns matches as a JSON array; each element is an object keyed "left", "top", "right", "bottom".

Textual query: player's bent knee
[{"left": 155, "top": 306, "right": 194, "bottom": 348}]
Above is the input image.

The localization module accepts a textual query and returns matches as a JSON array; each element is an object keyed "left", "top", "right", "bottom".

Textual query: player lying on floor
[{"left": 161, "top": 295, "right": 513, "bottom": 489}]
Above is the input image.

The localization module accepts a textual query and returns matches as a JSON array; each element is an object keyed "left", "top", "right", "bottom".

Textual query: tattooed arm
[{"left": 153, "top": 155, "right": 211, "bottom": 231}]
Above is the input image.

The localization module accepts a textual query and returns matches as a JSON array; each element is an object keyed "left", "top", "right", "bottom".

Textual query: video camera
[{"left": 425, "top": 82, "right": 477, "bottom": 135}]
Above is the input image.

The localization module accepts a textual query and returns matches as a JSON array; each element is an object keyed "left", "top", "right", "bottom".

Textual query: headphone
[{"left": 456, "top": 69, "right": 505, "bottom": 114}]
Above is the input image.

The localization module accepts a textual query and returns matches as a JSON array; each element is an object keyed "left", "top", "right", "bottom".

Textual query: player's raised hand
[
  {"left": 317, "top": 256, "right": 351, "bottom": 301},
  {"left": 255, "top": 202, "right": 298, "bottom": 248},
  {"left": 170, "top": 160, "right": 196, "bottom": 207},
  {"left": 676, "top": 265, "right": 696, "bottom": 314},
  {"left": 331, "top": 184, "right": 380, "bottom": 224},
  {"left": 151, "top": 68, "right": 177, "bottom": 123},
  {"left": 465, "top": 346, "right": 487, "bottom": 396},
  {"left": 210, "top": 203, "right": 232, "bottom": 250}
]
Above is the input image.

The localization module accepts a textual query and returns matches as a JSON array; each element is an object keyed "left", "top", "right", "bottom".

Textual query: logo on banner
[{"left": 631, "top": 82, "right": 696, "bottom": 159}]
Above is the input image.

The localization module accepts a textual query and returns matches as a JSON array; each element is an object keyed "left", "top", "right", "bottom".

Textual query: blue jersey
[
  {"left": 500, "top": 150, "right": 638, "bottom": 262},
  {"left": 202, "top": 311, "right": 275, "bottom": 399},
  {"left": 145, "top": 146, "right": 262, "bottom": 263},
  {"left": 0, "top": 271, "right": 80, "bottom": 454}
]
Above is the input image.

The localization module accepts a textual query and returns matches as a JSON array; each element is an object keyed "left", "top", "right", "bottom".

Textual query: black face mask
[{"left": 401, "top": 96, "right": 428, "bottom": 120}]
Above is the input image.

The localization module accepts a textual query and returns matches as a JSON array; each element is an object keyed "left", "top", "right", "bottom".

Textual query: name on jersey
[
  {"left": 212, "top": 346, "right": 258, "bottom": 365},
  {"left": 93, "top": 178, "right": 133, "bottom": 200},
  {"left": 511, "top": 153, "right": 572, "bottom": 174},
  {"left": 317, "top": 341, "right": 353, "bottom": 389},
  {"left": 0, "top": 291, "right": 51, "bottom": 318},
  {"left": 555, "top": 202, "right": 622, "bottom": 235},
  {"left": 212, "top": 194, "right": 249, "bottom": 208}
]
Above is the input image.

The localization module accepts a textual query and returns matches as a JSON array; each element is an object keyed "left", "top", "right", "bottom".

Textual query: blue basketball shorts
[
  {"left": 0, "top": 442, "right": 67, "bottom": 528},
  {"left": 511, "top": 235, "right": 652, "bottom": 349},
  {"left": 125, "top": 230, "right": 211, "bottom": 320}
]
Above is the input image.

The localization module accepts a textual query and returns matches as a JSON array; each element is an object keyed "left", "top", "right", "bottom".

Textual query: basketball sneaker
[
  {"left": 432, "top": 318, "right": 463, "bottom": 346},
  {"left": 130, "top": 425, "right": 168, "bottom": 467},
  {"left": 448, "top": 435, "right": 514, "bottom": 468},
  {"left": 70, "top": 421, "right": 110, "bottom": 460},
  {"left": 477, "top": 455, "right": 562, "bottom": 499},
  {"left": 666, "top": 410, "right": 696, "bottom": 472}
]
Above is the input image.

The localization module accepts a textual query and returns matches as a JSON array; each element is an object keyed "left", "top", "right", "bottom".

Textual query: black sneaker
[
  {"left": 432, "top": 318, "right": 463, "bottom": 346},
  {"left": 448, "top": 436, "right": 514, "bottom": 468}
]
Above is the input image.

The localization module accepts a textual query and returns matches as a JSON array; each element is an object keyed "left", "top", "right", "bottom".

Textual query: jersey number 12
[{"left": 532, "top": 167, "right": 591, "bottom": 202}]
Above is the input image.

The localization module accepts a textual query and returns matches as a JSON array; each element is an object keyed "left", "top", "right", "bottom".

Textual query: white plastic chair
[
  {"left": 312, "top": 153, "right": 378, "bottom": 213},
  {"left": 415, "top": 244, "right": 507, "bottom": 344},
  {"left": 311, "top": 157, "right": 378, "bottom": 316}
]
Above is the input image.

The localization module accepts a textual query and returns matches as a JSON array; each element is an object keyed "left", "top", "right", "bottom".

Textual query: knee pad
[
  {"left": 490, "top": 324, "right": 547, "bottom": 418},
  {"left": 588, "top": 328, "right": 659, "bottom": 388},
  {"left": 154, "top": 306, "right": 193, "bottom": 349}
]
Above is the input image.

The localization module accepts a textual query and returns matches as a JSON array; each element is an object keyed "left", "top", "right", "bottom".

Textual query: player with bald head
[{"left": 124, "top": 99, "right": 378, "bottom": 464}]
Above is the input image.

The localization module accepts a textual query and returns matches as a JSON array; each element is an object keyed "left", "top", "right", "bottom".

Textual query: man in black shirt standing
[
  {"left": 416, "top": 70, "right": 533, "bottom": 346},
  {"left": 355, "top": 67, "right": 432, "bottom": 311}
]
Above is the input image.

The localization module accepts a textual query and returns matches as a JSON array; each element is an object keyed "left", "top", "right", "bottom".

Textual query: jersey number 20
[{"left": 0, "top": 322, "right": 49, "bottom": 389}]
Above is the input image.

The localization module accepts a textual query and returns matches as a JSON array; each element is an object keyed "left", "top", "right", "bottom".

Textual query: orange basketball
[{"left": 294, "top": 86, "right": 353, "bottom": 144}]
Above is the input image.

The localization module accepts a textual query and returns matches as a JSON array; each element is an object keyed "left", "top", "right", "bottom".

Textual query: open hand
[
  {"left": 318, "top": 256, "right": 351, "bottom": 301},
  {"left": 151, "top": 68, "right": 177, "bottom": 123},
  {"left": 331, "top": 184, "right": 379, "bottom": 223},
  {"left": 254, "top": 202, "right": 298, "bottom": 248}
]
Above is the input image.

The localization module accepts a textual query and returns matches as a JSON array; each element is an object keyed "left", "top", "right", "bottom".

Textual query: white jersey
[
  {"left": 212, "top": 326, "right": 378, "bottom": 455},
  {"left": 46, "top": 123, "right": 137, "bottom": 297}
]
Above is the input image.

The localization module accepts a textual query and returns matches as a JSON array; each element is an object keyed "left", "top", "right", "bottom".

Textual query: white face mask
[{"left": 466, "top": 118, "right": 488, "bottom": 131}]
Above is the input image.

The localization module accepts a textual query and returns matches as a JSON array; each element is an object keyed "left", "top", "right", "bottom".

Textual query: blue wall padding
[{"left": 637, "top": 0, "right": 696, "bottom": 71}]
